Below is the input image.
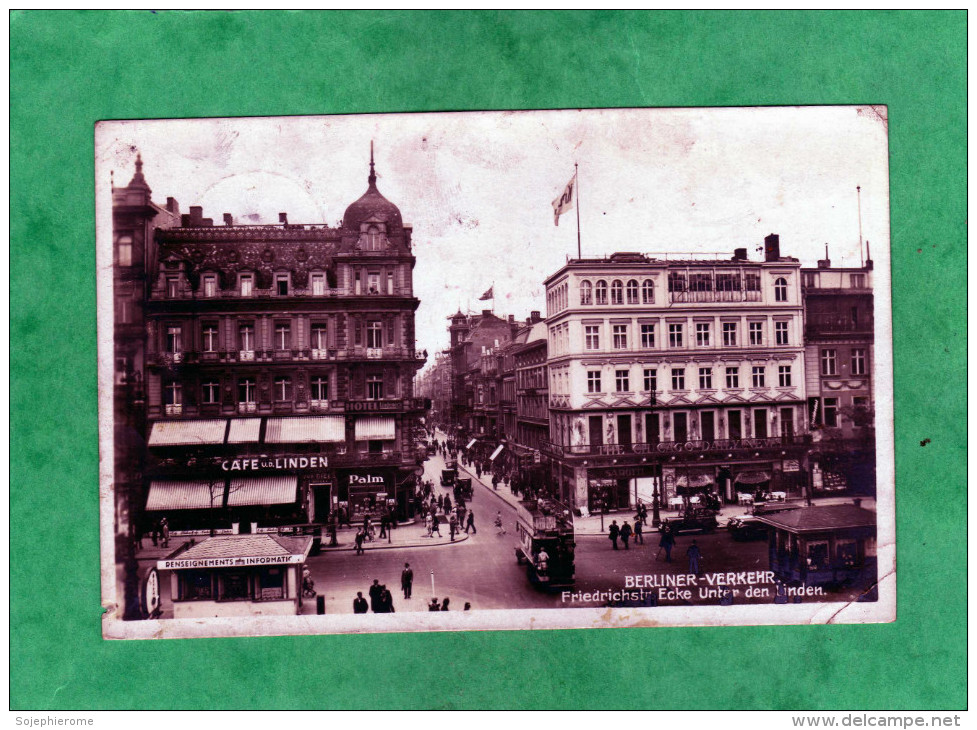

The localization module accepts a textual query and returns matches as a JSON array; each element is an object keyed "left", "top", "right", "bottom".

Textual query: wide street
[{"left": 305, "top": 448, "right": 771, "bottom": 614}]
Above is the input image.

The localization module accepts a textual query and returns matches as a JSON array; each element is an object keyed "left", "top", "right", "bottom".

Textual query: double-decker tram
[{"left": 514, "top": 498, "right": 575, "bottom": 589}]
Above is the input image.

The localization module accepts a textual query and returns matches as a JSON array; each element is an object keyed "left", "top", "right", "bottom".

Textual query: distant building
[
  {"left": 124, "top": 150, "right": 426, "bottom": 535},
  {"left": 542, "top": 235, "right": 810, "bottom": 512}
]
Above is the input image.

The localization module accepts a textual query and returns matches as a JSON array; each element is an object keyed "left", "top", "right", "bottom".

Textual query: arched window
[
  {"left": 362, "top": 225, "right": 385, "bottom": 251},
  {"left": 642, "top": 279, "right": 655, "bottom": 304},
  {"left": 611, "top": 280, "right": 623, "bottom": 305},
  {"left": 580, "top": 280, "right": 593, "bottom": 305},
  {"left": 595, "top": 280, "right": 608, "bottom": 305},
  {"left": 626, "top": 279, "right": 639, "bottom": 304},
  {"left": 774, "top": 277, "right": 788, "bottom": 302}
]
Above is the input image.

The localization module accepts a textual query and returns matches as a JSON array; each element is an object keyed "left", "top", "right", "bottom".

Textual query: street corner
[{"left": 320, "top": 530, "right": 471, "bottom": 552}]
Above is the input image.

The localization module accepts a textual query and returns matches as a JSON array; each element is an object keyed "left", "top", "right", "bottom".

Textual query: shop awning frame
[
  {"left": 145, "top": 480, "right": 226, "bottom": 511},
  {"left": 265, "top": 416, "right": 346, "bottom": 444},
  {"left": 354, "top": 416, "right": 396, "bottom": 441},
  {"left": 227, "top": 475, "right": 299, "bottom": 507},
  {"left": 148, "top": 420, "right": 227, "bottom": 447}
]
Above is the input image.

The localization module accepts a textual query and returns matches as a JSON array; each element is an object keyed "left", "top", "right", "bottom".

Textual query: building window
[
  {"left": 668, "top": 323, "right": 684, "bottom": 348},
  {"left": 850, "top": 273, "right": 865, "bottom": 288},
  {"left": 612, "top": 324, "right": 628, "bottom": 349},
  {"left": 722, "top": 322, "right": 737, "bottom": 347},
  {"left": 671, "top": 368, "right": 685, "bottom": 391},
  {"left": 699, "top": 367, "right": 713, "bottom": 390},
  {"left": 117, "top": 235, "right": 133, "bottom": 267},
  {"left": 821, "top": 349, "right": 837, "bottom": 375},
  {"left": 363, "top": 226, "right": 385, "bottom": 251},
  {"left": 274, "top": 376, "right": 293, "bottom": 401},
  {"left": 311, "top": 325, "right": 328, "bottom": 351},
  {"left": 166, "top": 277, "right": 180, "bottom": 298},
  {"left": 202, "top": 274, "right": 217, "bottom": 298},
  {"left": 164, "top": 381, "right": 182, "bottom": 415},
  {"left": 774, "top": 277, "right": 788, "bottom": 302},
  {"left": 851, "top": 348, "right": 867, "bottom": 375},
  {"left": 275, "top": 323, "right": 291, "bottom": 350},
  {"left": 752, "top": 366, "right": 766, "bottom": 388},
  {"left": 667, "top": 272, "right": 686, "bottom": 292},
  {"left": 366, "top": 321, "right": 384, "bottom": 349},
  {"left": 595, "top": 280, "right": 608, "bottom": 305},
  {"left": 696, "top": 323, "right": 711, "bottom": 347},
  {"left": 745, "top": 273, "right": 761, "bottom": 291},
  {"left": 823, "top": 397, "right": 839, "bottom": 427},
  {"left": 749, "top": 322, "right": 763, "bottom": 345},
  {"left": 642, "top": 279, "right": 655, "bottom": 304},
  {"left": 166, "top": 325, "right": 182, "bottom": 354},
  {"left": 367, "top": 375, "right": 383, "bottom": 400},
  {"left": 587, "top": 371, "right": 602, "bottom": 393},
  {"left": 725, "top": 367, "right": 739, "bottom": 389},
  {"left": 615, "top": 369, "right": 630, "bottom": 392},
  {"left": 239, "top": 325, "right": 255, "bottom": 353},
  {"left": 117, "top": 299, "right": 131, "bottom": 324},
  {"left": 275, "top": 275, "right": 289, "bottom": 296},
  {"left": 240, "top": 274, "right": 253, "bottom": 297},
  {"left": 584, "top": 325, "right": 600, "bottom": 350},
  {"left": 775, "top": 321, "right": 789, "bottom": 345},
  {"left": 580, "top": 280, "right": 592, "bottom": 305},
  {"left": 311, "top": 273, "right": 326, "bottom": 296},
  {"left": 238, "top": 379, "right": 256, "bottom": 410},
  {"left": 643, "top": 368, "right": 657, "bottom": 393},
  {"left": 626, "top": 280, "right": 639, "bottom": 304},
  {"left": 310, "top": 376, "right": 329, "bottom": 405},
  {"left": 202, "top": 380, "right": 220, "bottom": 404},
  {"left": 778, "top": 365, "right": 792, "bottom": 387},
  {"left": 367, "top": 271, "right": 381, "bottom": 294},
  {"left": 689, "top": 273, "right": 713, "bottom": 292},
  {"left": 716, "top": 273, "right": 740, "bottom": 291},
  {"left": 610, "top": 280, "right": 623, "bottom": 305},
  {"left": 640, "top": 323, "right": 655, "bottom": 348},
  {"left": 202, "top": 325, "right": 219, "bottom": 353}
]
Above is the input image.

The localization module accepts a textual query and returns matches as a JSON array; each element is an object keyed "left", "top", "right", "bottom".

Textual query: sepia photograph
[{"left": 97, "top": 106, "right": 894, "bottom": 639}]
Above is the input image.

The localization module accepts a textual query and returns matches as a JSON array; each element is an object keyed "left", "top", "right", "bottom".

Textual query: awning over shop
[
  {"left": 466, "top": 439, "right": 477, "bottom": 449},
  {"left": 734, "top": 470, "right": 772, "bottom": 486},
  {"left": 675, "top": 473, "right": 715, "bottom": 492},
  {"left": 227, "top": 418, "right": 261, "bottom": 444},
  {"left": 148, "top": 420, "right": 226, "bottom": 447},
  {"left": 145, "top": 480, "right": 224, "bottom": 511},
  {"left": 266, "top": 416, "right": 346, "bottom": 443},
  {"left": 489, "top": 444, "right": 505, "bottom": 461},
  {"left": 227, "top": 475, "right": 299, "bottom": 507},
  {"left": 354, "top": 416, "right": 396, "bottom": 441}
]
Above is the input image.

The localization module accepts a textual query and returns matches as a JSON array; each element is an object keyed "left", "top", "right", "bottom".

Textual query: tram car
[{"left": 514, "top": 497, "right": 575, "bottom": 589}]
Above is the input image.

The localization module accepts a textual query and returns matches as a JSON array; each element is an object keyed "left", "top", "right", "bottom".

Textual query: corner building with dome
[{"left": 120, "top": 150, "right": 427, "bottom": 537}]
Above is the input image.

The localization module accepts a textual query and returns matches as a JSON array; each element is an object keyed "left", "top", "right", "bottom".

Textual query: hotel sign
[
  {"left": 342, "top": 399, "right": 403, "bottom": 413},
  {"left": 221, "top": 456, "right": 328, "bottom": 471}
]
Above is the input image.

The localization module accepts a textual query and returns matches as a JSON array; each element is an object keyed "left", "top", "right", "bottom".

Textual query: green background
[{"left": 10, "top": 10, "right": 966, "bottom": 710}]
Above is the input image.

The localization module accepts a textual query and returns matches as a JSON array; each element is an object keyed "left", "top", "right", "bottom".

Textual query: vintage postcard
[{"left": 98, "top": 107, "right": 894, "bottom": 639}]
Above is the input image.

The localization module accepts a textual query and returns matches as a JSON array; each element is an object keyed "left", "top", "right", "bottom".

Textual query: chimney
[
  {"left": 223, "top": 213, "right": 234, "bottom": 226},
  {"left": 817, "top": 259, "right": 832, "bottom": 269},
  {"left": 865, "top": 240, "right": 873, "bottom": 270},
  {"left": 530, "top": 310, "right": 541, "bottom": 323},
  {"left": 508, "top": 315, "right": 515, "bottom": 324},
  {"left": 482, "top": 309, "right": 492, "bottom": 317},
  {"left": 733, "top": 247, "right": 748, "bottom": 261},
  {"left": 180, "top": 214, "right": 191, "bottom": 227},
  {"left": 166, "top": 197, "right": 180, "bottom": 215},
  {"left": 189, "top": 206, "right": 204, "bottom": 226},
  {"left": 202, "top": 218, "right": 213, "bottom": 227},
  {"left": 279, "top": 212, "right": 288, "bottom": 225},
  {"left": 764, "top": 233, "right": 780, "bottom": 262}
]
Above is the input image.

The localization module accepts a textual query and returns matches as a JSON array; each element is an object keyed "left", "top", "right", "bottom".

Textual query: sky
[{"left": 96, "top": 107, "right": 890, "bottom": 368}]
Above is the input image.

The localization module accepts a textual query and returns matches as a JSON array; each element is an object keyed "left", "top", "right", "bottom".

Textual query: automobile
[
  {"left": 751, "top": 502, "right": 803, "bottom": 517},
  {"left": 726, "top": 514, "right": 768, "bottom": 541},
  {"left": 659, "top": 507, "right": 718, "bottom": 535},
  {"left": 440, "top": 468, "right": 457, "bottom": 487},
  {"left": 454, "top": 478, "right": 473, "bottom": 502}
]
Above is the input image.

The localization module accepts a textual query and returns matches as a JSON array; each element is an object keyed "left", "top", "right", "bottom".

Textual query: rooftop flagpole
[{"left": 575, "top": 162, "right": 581, "bottom": 259}]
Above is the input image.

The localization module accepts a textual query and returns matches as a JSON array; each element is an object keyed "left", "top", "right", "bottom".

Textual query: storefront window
[
  {"left": 806, "top": 541, "right": 830, "bottom": 571},
  {"left": 257, "top": 568, "right": 286, "bottom": 600},
  {"left": 218, "top": 571, "right": 252, "bottom": 601},
  {"left": 836, "top": 539, "right": 859, "bottom": 568},
  {"left": 181, "top": 570, "right": 213, "bottom": 600}
]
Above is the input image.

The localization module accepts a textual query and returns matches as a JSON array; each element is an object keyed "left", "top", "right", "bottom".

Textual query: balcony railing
[
  {"left": 669, "top": 289, "right": 762, "bottom": 304},
  {"left": 541, "top": 436, "right": 799, "bottom": 458},
  {"left": 164, "top": 404, "right": 183, "bottom": 416},
  {"left": 238, "top": 402, "right": 257, "bottom": 414},
  {"left": 239, "top": 350, "right": 255, "bottom": 362}
]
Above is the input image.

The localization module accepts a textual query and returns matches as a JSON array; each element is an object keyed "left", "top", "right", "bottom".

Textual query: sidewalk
[
  {"left": 454, "top": 458, "right": 875, "bottom": 536},
  {"left": 134, "top": 520, "right": 469, "bottom": 561}
]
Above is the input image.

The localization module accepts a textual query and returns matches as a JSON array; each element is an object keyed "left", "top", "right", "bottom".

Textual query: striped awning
[
  {"left": 227, "top": 418, "right": 261, "bottom": 444},
  {"left": 489, "top": 444, "right": 505, "bottom": 461},
  {"left": 466, "top": 439, "right": 477, "bottom": 449},
  {"left": 227, "top": 475, "right": 299, "bottom": 506},
  {"left": 148, "top": 420, "right": 226, "bottom": 446},
  {"left": 734, "top": 470, "right": 772, "bottom": 486},
  {"left": 145, "top": 480, "right": 225, "bottom": 511},
  {"left": 265, "top": 416, "right": 346, "bottom": 443},
  {"left": 354, "top": 416, "right": 396, "bottom": 441}
]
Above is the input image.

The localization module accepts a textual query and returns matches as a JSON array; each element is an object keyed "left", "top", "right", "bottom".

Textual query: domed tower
[{"left": 342, "top": 143, "right": 409, "bottom": 249}]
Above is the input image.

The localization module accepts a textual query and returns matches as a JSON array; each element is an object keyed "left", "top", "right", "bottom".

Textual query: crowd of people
[{"left": 352, "top": 563, "right": 471, "bottom": 613}]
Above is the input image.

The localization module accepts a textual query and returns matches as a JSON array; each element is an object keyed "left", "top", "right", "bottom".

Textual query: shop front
[
  {"left": 586, "top": 465, "right": 645, "bottom": 513},
  {"left": 338, "top": 467, "right": 398, "bottom": 520},
  {"left": 159, "top": 534, "right": 313, "bottom": 618}
]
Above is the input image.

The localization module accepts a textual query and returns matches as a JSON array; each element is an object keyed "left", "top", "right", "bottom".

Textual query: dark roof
[
  {"left": 754, "top": 505, "right": 876, "bottom": 533},
  {"left": 177, "top": 534, "right": 313, "bottom": 560},
  {"left": 342, "top": 156, "right": 403, "bottom": 232}
]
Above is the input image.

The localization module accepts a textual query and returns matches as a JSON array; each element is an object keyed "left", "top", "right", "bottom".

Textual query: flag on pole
[
  {"left": 479, "top": 286, "right": 494, "bottom": 301},
  {"left": 552, "top": 173, "right": 576, "bottom": 226}
]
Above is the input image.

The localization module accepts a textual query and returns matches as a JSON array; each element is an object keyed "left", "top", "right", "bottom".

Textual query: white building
[{"left": 542, "top": 234, "right": 809, "bottom": 511}]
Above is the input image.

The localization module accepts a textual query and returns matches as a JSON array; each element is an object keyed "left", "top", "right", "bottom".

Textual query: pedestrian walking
[
  {"left": 378, "top": 513, "right": 388, "bottom": 539},
  {"left": 633, "top": 517, "right": 644, "bottom": 545},
  {"left": 425, "top": 512, "right": 433, "bottom": 537},
  {"left": 437, "top": 494, "right": 444, "bottom": 512},
  {"left": 494, "top": 511, "right": 506, "bottom": 535},
  {"left": 379, "top": 585, "right": 395, "bottom": 613},
  {"left": 431, "top": 513, "right": 442, "bottom": 537},
  {"left": 159, "top": 516, "right": 169, "bottom": 548},
  {"left": 401, "top": 563, "right": 414, "bottom": 599},
  {"left": 441, "top": 597, "right": 451, "bottom": 611},
  {"left": 368, "top": 579, "right": 382, "bottom": 613},
  {"left": 150, "top": 522, "right": 159, "bottom": 547},
  {"left": 448, "top": 513, "right": 458, "bottom": 542},
  {"left": 466, "top": 511, "right": 476, "bottom": 534},
  {"left": 443, "top": 495, "right": 452, "bottom": 514},
  {"left": 475, "top": 463, "right": 482, "bottom": 479},
  {"left": 687, "top": 539, "right": 703, "bottom": 575},
  {"left": 354, "top": 528, "right": 366, "bottom": 555},
  {"left": 658, "top": 524, "right": 675, "bottom": 562},
  {"left": 608, "top": 520, "right": 620, "bottom": 550},
  {"left": 619, "top": 520, "right": 632, "bottom": 550},
  {"left": 492, "top": 473, "right": 499, "bottom": 490},
  {"left": 428, "top": 598, "right": 441, "bottom": 611},
  {"left": 353, "top": 591, "right": 368, "bottom": 614}
]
